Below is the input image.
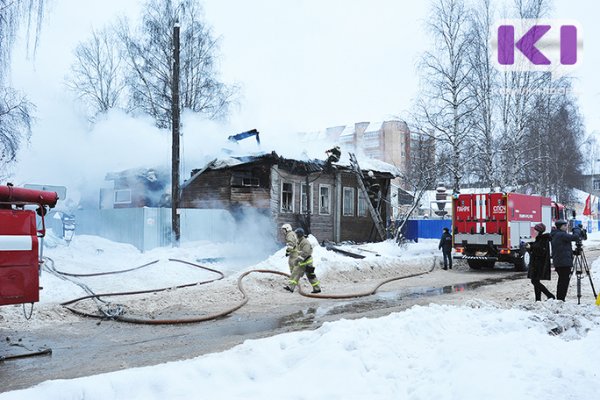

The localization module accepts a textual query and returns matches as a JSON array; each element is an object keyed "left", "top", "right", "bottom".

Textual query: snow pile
[{"left": 2, "top": 302, "right": 600, "bottom": 400}]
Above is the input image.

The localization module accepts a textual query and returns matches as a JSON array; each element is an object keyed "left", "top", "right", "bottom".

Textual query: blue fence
[
  {"left": 400, "top": 219, "right": 597, "bottom": 243},
  {"left": 401, "top": 219, "right": 452, "bottom": 242}
]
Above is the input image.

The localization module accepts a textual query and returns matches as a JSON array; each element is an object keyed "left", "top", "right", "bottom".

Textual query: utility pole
[
  {"left": 171, "top": 23, "right": 181, "bottom": 244},
  {"left": 305, "top": 173, "right": 311, "bottom": 234}
]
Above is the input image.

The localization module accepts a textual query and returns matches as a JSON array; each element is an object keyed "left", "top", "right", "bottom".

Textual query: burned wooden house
[
  {"left": 180, "top": 152, "right": 398, "bottom": 243},
  {"left": 101, "top": 167, "right": 170, "bottom": 209}
]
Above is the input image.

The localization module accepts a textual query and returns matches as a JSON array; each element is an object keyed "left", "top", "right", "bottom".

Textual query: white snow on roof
[
  {"left": 334, "top": 152, "right": 400, "bottom": 176},
  {"left": 339, "top": 124, "right": 354, "bottom": 137},
  {"left": 193, "top": 150, "right": 400, "bottom": 176},
  {"left": 364, "top": 121, "right": 382, "bottom": 133},
  {"left": 210, "top": 157, "right": 245, "bottom": 169}
]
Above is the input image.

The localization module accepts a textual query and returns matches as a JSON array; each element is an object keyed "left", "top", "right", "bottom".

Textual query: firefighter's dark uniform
[
  {"left": 326, "top": 146, "right": 341, "bottom": 164},
  {"left": 438, "top": 229, "right": 453, "bottom": 269}
]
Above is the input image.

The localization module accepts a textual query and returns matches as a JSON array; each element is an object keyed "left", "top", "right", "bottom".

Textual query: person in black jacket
[
  {"left": 438, "top": 227, "right": 453, "bottom": 270},
  {"left": 572, "top": 223, "right": 588, "bottom": 240},
  {"left": 551, "top": 219, "right": 580, "bottom": 301},
  {"left": 526, "top": 223, "right": 555, "bottom": 301}
]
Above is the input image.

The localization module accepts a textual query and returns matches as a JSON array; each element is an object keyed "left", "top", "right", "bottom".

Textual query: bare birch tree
[
  {"left": 545, "top": 93, "right": 585, "bottom": 203},
  {"left": 0, "top": 0, "right": 45, "bottom": 80},
  {"left": 466, "top": 0, "right": 499, "bottom": 191},
  {"left": 0, "top": 0, "right": 45, "bottom": 177},
  {"left": 118, "top": 0, "right": 237, "bottom": 129},
  {"left": 0, "top": 87, "right": 34, "bottom": 170},
  {"left": 416, "top": 0, "right": 476, "bottom": 194},
  {"left": 521, "top": 74, "right": 571, "bottom": 196},
  {"left": 65, "top": 27, "right": 127, "bottom": 121},
  {"left": 66, "top": 0, "right": 237, "bottom": 129},
  {"left": 496, "top": 0, "right": 550, "bottom": 190},
  {"left": 395, "top": 128, "right": 438, "bottom": 244}
]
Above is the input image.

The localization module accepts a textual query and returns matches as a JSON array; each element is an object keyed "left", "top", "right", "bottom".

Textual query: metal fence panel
[
  {"left": 74, "top": 208, "right": 146, "bottom": 250},
  {"left": 67, "top": 208, "right": 236, "bottom": 252},
  {"left": 179, "top": 209, "right": 235, "bottom": 242},
  {"left": 401, "top": 219, "right": 452, "bottom": 242}
]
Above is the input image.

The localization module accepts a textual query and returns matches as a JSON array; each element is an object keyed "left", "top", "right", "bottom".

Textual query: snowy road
[
  {"left": 2, "top": 236, "right": 599, "bottom": 394},
  {"left": 0, "top": 266, "right": 545, "bottom": 392}
]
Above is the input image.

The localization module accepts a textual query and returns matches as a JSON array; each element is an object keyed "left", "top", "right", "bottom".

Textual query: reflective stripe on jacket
[{"left": 298, "top": 257, "right": 313, "bottom": 267}]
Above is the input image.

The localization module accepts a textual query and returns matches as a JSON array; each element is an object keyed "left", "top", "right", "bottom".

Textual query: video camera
[{"left": 574, "top": 239, "right": 584, "bottom": 256}]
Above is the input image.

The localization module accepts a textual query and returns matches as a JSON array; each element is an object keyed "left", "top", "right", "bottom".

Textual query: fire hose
[
  {"left": 46, "top": 257, "right": 436, "bottom": 325},
  {"left": 0, "top": 348, "right": 52, "bottom": 362}
]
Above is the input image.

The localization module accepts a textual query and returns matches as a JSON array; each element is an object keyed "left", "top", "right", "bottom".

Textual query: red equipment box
[{"left": 0, "top": 209, "right": 40, "bottom": 305}]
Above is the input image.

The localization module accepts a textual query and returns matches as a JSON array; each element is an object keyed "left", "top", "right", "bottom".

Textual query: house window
[
  {"left": 319, "top": 185, "right": 331, "bottom": 215},
  {"left": 300, "top": 183, "right": 313, "bottom": 214},
  {"left": 114, "top": 189, "right": 132, "bottom": 204},
  {"left": 358, "top": 189, "right": 368, "bottom": 216},
  {"left": 594, "top": 180, "right": 600, "bottom": 191},
  {"left": 231, "top": 171, "right": 260, "bottom": 187},
  {"left": 242, "top": 177, "right": 260, "bottom": 187},
  {"left": 281, "top": 182, "right": 294, "bottom": 213},
  {"left": 343, "top": 187, "right": 355, "bottom": 216}
]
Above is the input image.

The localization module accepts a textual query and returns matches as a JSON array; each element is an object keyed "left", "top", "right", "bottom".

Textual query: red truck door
[
  {"left": 453, "top": 194, "right": 476, "bottom": 234},
  {"left": 487, "top": 193, "right": 507, "bottom": 245}
]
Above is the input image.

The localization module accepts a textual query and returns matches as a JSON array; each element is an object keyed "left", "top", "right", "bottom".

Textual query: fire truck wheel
[{"left": 513, "top": 253, "right": 530, "bottom": 272}]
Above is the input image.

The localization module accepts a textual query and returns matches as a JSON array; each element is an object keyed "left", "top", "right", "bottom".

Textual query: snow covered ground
[{"left": 1, "top": 231, "right": 600, "bottom": 399}]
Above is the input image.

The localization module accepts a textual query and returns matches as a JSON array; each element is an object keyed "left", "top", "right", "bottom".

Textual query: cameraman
[
  {"left": 572, "top": 223, "right": 587, "bottom": 241},
  {"left": 551, "top": 220, "right": 581, "bottom": 301}
]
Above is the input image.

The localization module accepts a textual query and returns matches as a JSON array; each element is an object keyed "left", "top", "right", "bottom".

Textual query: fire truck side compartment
[{"left": 0, "top": 209, "right": 40, "bottom": 305}]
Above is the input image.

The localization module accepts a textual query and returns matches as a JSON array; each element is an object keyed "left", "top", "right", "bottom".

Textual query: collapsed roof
[{"left": 182, "top": 151, "right": 400, "bottom": 189}]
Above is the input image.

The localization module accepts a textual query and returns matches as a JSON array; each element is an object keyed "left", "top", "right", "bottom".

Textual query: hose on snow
[{"left": 50, "top": 257, "right": 436, "bottom": 325}]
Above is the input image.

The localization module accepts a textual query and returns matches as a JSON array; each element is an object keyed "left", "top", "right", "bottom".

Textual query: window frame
[
  {"left": 280, "top": 181, "right": 295, "bottom": 213},
  {"left": 342, "top": 186, "right": 355, "bottom": 216},
  {"left": 300, "top": 182, "right": 314, "bottom": 214},
  {"left": 319, "top": 184, "right": 331, "bottom": 215},
  {"left": 357, "top": 188, "right": 368, "bottom": 217},
  {"left": 114, "top": 189, "right": 132, "bottom": 205}
]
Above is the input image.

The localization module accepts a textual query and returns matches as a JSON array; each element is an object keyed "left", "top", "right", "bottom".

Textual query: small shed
[{"left": 180, "top": 151, "right": 397, "bottom": 243}]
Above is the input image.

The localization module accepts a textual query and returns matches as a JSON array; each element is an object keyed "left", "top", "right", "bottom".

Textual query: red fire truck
[
  {"left": 452, "top": 192, "right": 566, "bottom": 270},
  {"left": 0, "top": 184, "right": 58, "bottom": 306}
]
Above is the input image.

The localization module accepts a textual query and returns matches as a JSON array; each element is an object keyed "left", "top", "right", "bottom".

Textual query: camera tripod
[{"left": 572, "top": 244, "right": 598, "bottom": 305}]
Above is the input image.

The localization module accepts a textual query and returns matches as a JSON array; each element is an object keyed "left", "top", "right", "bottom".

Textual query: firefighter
[
  {"left": 325, "top": 146, "right": 341, "bottom": 164},
  {"left": 281, "top": 223, "right": 298, "bottom": 273},
  {"left": 526, "top": 223, "right": 555, "bottom": 301},
  {"left": 368, "top": 182, "right": 381, "bottom": 209},
  {"left": 284, "top": 228, "right": 321, "bottom": 294},
  {"left": 438, "top": 227, "right": 453, "bottom": 270},
  {"left": 551, "top": 219, "right": 580, "bottom": 301}
]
